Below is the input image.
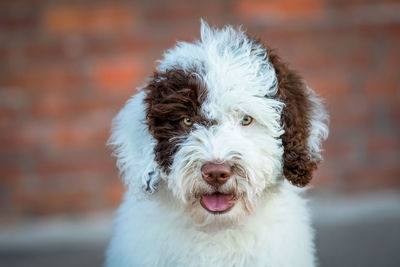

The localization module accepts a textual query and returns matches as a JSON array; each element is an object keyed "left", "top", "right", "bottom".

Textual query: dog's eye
[
  {"left": 241, "top": 115, "right": 253, "bottom": 126},
  {"left": 183, "top": 117, "right": 193, "bottom": 127}
]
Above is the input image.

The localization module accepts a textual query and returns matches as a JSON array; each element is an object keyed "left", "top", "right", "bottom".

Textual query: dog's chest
[{"left": 131, "top": 197, "right": 314, "bottom": 267}]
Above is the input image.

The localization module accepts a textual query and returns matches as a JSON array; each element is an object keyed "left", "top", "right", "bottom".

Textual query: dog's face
[{"left": 109, "top": 21, "right": 328, "bottom": 228}]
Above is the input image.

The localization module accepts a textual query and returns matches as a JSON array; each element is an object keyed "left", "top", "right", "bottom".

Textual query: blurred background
[{"left": 0, "top": 0, "right": 399, "bottom": 266}]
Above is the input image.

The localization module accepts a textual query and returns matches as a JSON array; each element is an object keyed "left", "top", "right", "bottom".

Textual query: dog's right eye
[
  {"left": 183, "top": 117, "right": 193, "bottom": 127},
  {"left": 241, "top": 115, "right": 253, "bottom": 126}
]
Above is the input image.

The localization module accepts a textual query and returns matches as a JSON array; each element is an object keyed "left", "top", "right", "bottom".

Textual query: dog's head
[{"left": 109, "top": 21, "right": 328, "bottom": 228}]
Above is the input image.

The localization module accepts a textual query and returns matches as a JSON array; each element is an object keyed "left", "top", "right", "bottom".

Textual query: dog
[{"left": 106, "top": 20, "right": 328, "bottom": 267}]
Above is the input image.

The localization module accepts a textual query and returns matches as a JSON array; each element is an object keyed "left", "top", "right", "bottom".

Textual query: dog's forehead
[{"left": 156, "top": 25, "right": 278, "bottom": 118}]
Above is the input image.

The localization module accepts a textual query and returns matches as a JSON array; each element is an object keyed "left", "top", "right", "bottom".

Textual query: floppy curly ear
[
  {"left": 108, "top": 91, "right": 160, "bottom": 195},
  {"left": 267, "top": 48, "right": 329, "bottom": 187}
]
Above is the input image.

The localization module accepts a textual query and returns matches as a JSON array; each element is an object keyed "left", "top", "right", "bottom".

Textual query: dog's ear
[
  {"left": 267, "top": 48, "right": 329, "bottom": 187},
  {"left": 108, "top": 91, "right": 160, "bottom": 195}
]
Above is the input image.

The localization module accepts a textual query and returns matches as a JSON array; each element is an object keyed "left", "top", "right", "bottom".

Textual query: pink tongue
[{"left": 201, "top": 193, "right": 233, "bottom": 212}]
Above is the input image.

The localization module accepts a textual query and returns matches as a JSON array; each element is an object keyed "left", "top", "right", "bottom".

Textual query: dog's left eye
[
  {"left": 241, "top": 115, "right": 253, "bottom": 126},
  {"left": 183, "top": 117, "right": 193, "bottom": 127}
]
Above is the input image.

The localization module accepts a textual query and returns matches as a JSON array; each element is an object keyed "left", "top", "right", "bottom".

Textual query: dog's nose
[{"left": 201, "top": 162, "right": 232, "bottom": 186}]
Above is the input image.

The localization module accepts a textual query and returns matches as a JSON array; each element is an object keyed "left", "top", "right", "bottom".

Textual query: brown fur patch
[
  {"left": 144, "top": 69, "right": 210, "bottom": 173},
  {"left": 266, "top": 47, "right": 317, "bottom": 187},
  {"left": 250, "top": 37, "right": 318, "bottom": 186}
]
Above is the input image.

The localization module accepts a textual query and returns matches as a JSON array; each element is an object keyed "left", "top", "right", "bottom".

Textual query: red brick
[
  {"left": 84, "top": 38, "right": 120, "bottom": 57},
  {"left": 0, "top": 100, "right": 23, "bottom": 128},
  {"left": 0, "top": 15, "right": 36, "bottom": 32},
  {"left": 31, "top": 91, "right": 108, "bottom": 119},
  {"left": 306, "top": 71, "right": 351, "bottom": 99},
  {"left": 92, "top": 57, "right": 143, "bottom": 93},
  {"left": 31, "top": 90, "right": 74, "bottom": 118},
  {"left": 105, "top": 181, "right": 124, "bottom": 207},
  {"left": 35, "top": 159, "right": 114, "bottom": 179},
  {"left": 145, "top": 1, "right": 223, "bottom": 21},
  {"left": 265, "top": 28, "right": 374, "bottom": 71},
  {"left": 0, "top": 166, "right": 21, "bottom": 183},
  {"left": 235, "top": 0, "right": 325, "bottom": 22},
  {"left": 0, "top": 124, "right": 41, "bottom": 152},
  {"left": 0, "top": 166, "right": 22, "bottom": 223},
  {"left": 310, "top": 163, "right": 337, "bottom": 188},
  {"left": 43, "top": 4, "right": 135, "bottom": 35},
  {"left": 333, "top": 0, "right": 400, "bottom": 9},
  {"left": 46, "top": 111, "right": 112, "bottom": 150},
  {"left": 328, "top": 100, "right": 374, "bottom": 129},
  {"left": 0, "top": 108, "right": 17, "bottom": 123},
  {"left": 118, "top": 37, "right": 155, "bottom": 54},
  {"left": 0, "top": 3, "right": 37, "bottom": 32},
  {"left": 2, "top": 65, "right": 83, "bottom": 90},
  {"left": 385, "top": 37, "right": 400, "bottom": 68},
  {"left": 15, "top": 190, "right": 92, "bottom": 216},
  {"left": 390, "top": 101, "right": 400, "bottom": 122},
  {"left": 50, "top": 121, "right": 109, "bottom": 149},
  {"left": 23, "top": 41, "right": 67, "bottom": 61},
  {"left": 324, "top": 142, "right": 353, "bottom": 161},
  {"left": 344, "top": 167, "right": 400, "bottom": 192},
  {"left": 364, "top": 71, "right": 399, "bottom": 99},
  {"left": 0, "top": 88, "right": 28, "bottom": 110},
  {"left": 267, "top": 38, "right": 336, "bottom": 70},
  {"left": 366, "top": 134, "right": 400, "bottom": 163}
]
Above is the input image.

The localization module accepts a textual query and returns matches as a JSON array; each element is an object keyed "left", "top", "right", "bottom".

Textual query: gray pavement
[
  {"left": 315, "top": 217, "right": 400, "bottom": 267},
  {"left": 1, "top": 193, "right": 399, "bottom": 267},
  {"left": 0, "top": 244, "right": 106, "bottom": 267}
]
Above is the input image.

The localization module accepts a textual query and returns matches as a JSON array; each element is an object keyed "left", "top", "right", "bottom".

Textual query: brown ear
[{"left": 267, "top": 48, "right": 319, "bottom": 187}]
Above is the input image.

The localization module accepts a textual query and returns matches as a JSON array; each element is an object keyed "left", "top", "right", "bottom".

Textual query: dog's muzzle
[{"left": 200, "top": 162, "right": 235, "bottom": 213}]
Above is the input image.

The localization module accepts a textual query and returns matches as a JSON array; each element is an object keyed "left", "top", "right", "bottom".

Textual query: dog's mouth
[{"left": 200, "top": 193, "right": 235, "bottom": 214}]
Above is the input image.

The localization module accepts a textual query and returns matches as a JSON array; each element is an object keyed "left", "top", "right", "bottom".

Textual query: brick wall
[{"left": 0, "top": 0, "right": 399, "bottom": 222}]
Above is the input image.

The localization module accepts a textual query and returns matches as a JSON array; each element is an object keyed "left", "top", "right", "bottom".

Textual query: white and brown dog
[{"left": 106, "top": 21, "right": 328, "bottom": 267}]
